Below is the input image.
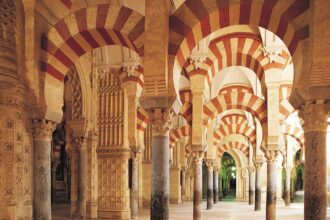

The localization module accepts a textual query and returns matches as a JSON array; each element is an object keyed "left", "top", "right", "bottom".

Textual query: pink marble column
[
  {"left": 300, "top": 103, "right": 328, "bottom": 220},
  {"left": 213, "top": 167, "right": 219, "bottom": 204},
  {"left": 254, "top": 161, "right": 262, "bottom": 211},
  {"left": 248, "top": 167, "right": 255, "bottom": 205},
  {"left": 205, "top": 159, "right": 214, "bottom": 210},
  {"left": 266, "top": 150, "right": 278, "bottom": 220},
  {"left": 284, "top": 166, "right": 292, "bottom": 206},
  {"left": 193, "top": 151, "right": 204, "bottom": 220}
]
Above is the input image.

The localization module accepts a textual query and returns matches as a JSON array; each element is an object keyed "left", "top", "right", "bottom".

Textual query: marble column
[
  {"left": 193, "top": 152, "right": 204, "bottom": 220},
  {"left": 284, "top": 166, "right": 292, "bottom": 206},
  {"left": 248, "top": 167, "right": 255, "bottom": 205},
  {"left": 149, "top": 108, "right": 172, "bottom": 220},
  {"left": 254, "top": 161, "right": 262, "bottom": 211},
  {"left": 51, "top": 160, "right": 60, "bottom": 203},
  {"left": 131, "top": 152, "right": 139, "bottom": 219},
  {"left": 214, "top": 168, "right": 219, "bottom": 204},
  {"left": 181, "top": 168, "right": 186, "bottom": 203},
  {"left": 205, "top": 160, "right": 214, "bottom": 210},
  {"left": 219, "top": 175, "right": 223, "bottom": 200},
  {"left": 300, "top": 103, "right": 328, "bottom": 220},
  {"left": 32, "top": 119, "right": 57, "bottom": 220},
  {"left": 290, "top": 169, "right": 295, "bottom": 202},
  {"left": 266, "top": 150, "right": 278, "bottom": 220},
  {"left": 74, "top": 137, "right": 88, "bottom": 218}
]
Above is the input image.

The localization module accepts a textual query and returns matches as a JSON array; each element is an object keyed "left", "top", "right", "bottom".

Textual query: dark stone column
[
  {"left": 266, "top": 151, "right": 278, "bottom": 220},
  {"left": 130, "top": 153, "right": 139, "bottom": 219},
  {"left": 32, "top": 119, "right": 56, "bottom": 220},
  {"left": 193, "top": 152, "right": 203, "bottom": 220},
  {"left": 205, "top": 160, "right": 214, "bottom": 210},
  {"left": 151, "top": 136, "right": 169, "bottom": 220},
  {"left": 248, "top": 167, "right": 255, "bottom": 205},
  {"left": 254, "top": 161, "right": 262, "bottom": 211},
  {"left": 181, "top": 168, "right": 186, "bottom": 203},
  {"left": 213, "top": 167, "right": 219, "bottom": 204},
  {"left": 300, "top": 103, "right": 328, "bottom": 220},
  {"left": 284, "top": 166, "right": 292, "bottom": 206},
  {"left": 148, "top": 107, "right": 172, "bottom": 220}
]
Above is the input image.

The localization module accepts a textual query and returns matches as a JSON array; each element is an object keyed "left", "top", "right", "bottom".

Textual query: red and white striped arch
[
  {"left": 42, "top": 5, "right": 145, "bottom": 82},
  {"left": 184, "top": 32, "right": 291, "bottom": 86},
  {"left": 281, "top": 124, "right": 304, "bottom": 157},
  {"left": 219, "top": 113, "right": 248, "bottom": 127},
  {"left": 213, "top": 123, "right": 256, "bottom": 147},
  {"left": 203, "top": 92, "right": 267, "bottom": 145},
  {"left": 218, "top": 141, "right": 249, "bottom": 158},
  {"left": 218, "top": 84, "right": 254, "bottom": 96},
  {"left": 279, "top": 84, "right": 294, "bottom": 124},
  {"left": 169, "top": 0, "right": 309, "bottom": 79},
  {"left": 170, "top": 125, "right": 191, "bottom": 147},
  {"left": 60, "top": 0, "right": 73, "bottom": 9},
  {"left": 137, "top": 107, "right": 149, "bottom": 132},
  {"left": 179, "top": 90, "right": 193, "bottom": 124},
  {"left": 42, "top": 5, "right": 145, "bottom": 121}
]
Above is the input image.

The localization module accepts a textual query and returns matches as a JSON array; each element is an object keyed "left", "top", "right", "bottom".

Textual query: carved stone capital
[
  {"left": 192, "top": 151, "right": 204, "bottom": 164},
  {"left": 121, "top": 58, "right": 140, "bottom": 77},
  {"left": 73, "top": 136, "right": 88, "bottom": 150},
  {"left": 253, "top": 160, "right": 263, "bottom": 170},
  {"left": 130, "top": 151, "right": 140, "bottom": 162},
  {"left": 265, "top": 150, "right": 279, "bottom": 163},
  {"left": 261, "top": 46, "right": 283, "bottom": 63},
  {"left": 247, "top": 166, "right": 255, "bottom": 174},
  {"left": 32, "top": 119, "right": 56, "bottom": 141},
  {"left": 189, "top": 52, "right": 208, "bottom": 70},
  {"left": 299, "top": 101, "right": 328, "bottom": 132},
  {"left": 205, "top": 159, "right": 214, "bottom": 169},
  {"left": 147, "top": 107, "right": 173, "bottom": 136}
]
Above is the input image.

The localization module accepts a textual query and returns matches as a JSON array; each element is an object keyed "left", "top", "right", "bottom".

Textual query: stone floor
[{"left": 52, "top": 201, "right": 330, "bottom": 219}]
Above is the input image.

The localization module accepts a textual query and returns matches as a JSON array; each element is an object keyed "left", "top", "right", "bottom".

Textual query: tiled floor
[{"left": 52, "top": 201, "right": 330, "bottom": 219}]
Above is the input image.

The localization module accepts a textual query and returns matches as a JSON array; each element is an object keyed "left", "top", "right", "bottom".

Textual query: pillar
[
  {"left": 266, "top": 150, "right": 278, "bottom": 220},
  {"left": 284, "top": 166, "right": 292, "bottom": 206},
  {"left": 254, "top": 161, "right": 262, "bottom": 211},
  {"left": 248, "top": 167, "right": 255, "bottom": 205},
  {"left": 181, "top": 168, "right": 186, "bottom": 203},
  {"left": 193, "top": 152, "right": 204, "bottom": 220},
  {"left": 290, "top": 169, "right": 295, "bottom": 202},
  {"left": 130, "top": 152, "right": 139, "bottom": 219},
  {"left": 205, "top": 160, "right": 214, "bottom": 210},
  {"left": 214, "top": 167, "right": 219, "bottom": 204},
  {"left": 32, "top": 119, "right": 56, "bottom": 219},
  {"left": 300, "top": 102, "right": 328, "bottom": 220},
  {"left": 73, "top": 137, "right": 88, "bottom": 218},
  {"left": 148, "top": 107, "right": 172, "bottom": 220},
  {"left": 51, "top": 160, "right": 60, "bottom": 203},
  {"left": 219, "top": 175, "right": 223, "bottom": 200}
]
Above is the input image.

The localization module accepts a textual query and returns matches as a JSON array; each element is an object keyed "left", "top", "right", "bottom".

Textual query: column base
[
  {"left": 98, "top": 210, "right": 130, "bottom": 219},
  {"left": 86, "top": 202, "right": 98, "bottom": 219}
]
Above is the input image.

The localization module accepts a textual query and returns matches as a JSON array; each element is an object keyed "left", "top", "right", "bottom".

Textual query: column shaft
[
  {"left": 32, "top": 120, "right": 56, "bottom": 220},
  {"left": 207, "top": 165, "right": 213, "bottom": 210},
  {"left": 77, "top": 146, "right": 87, "bottom": 218},
  {"left": 214, "top": 169, "right": 219, "bottom": 204},
  {"left": 151, "top": 135, "right": 169, "bottom": 220},
  {"left": 266, "top": 158, "right": 277, "bottom": 220},
  {"left": 284, "top": 167, "right": 291, "bottom": 206},
  {"left": 249, "top": 168, "right": 255, "bottom": 205},
  {"left": 193, "top": 154, "right": 203, "bottom": 220},
  {"left": 131, "top": 155, "right": 139, "bottom": 219},
  {"left": 302, "top": 104, "right": 328, "bottom": 220},
  {"left": 181, "top": 169, "right": 186, "bottom": 203},
  {"left": 255, "top": 164, "right": 262, "bottom": 211}
]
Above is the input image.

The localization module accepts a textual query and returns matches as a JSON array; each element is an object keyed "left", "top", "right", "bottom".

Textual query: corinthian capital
[
  {"left": 147, "top": 107, "right": 173, "bottom": 136},
  {"left": 32, "top": 119, "right": 57, "bottom": 141},
  {"left": 265, "top": 150, "right": 279, "bottom": 163}
]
